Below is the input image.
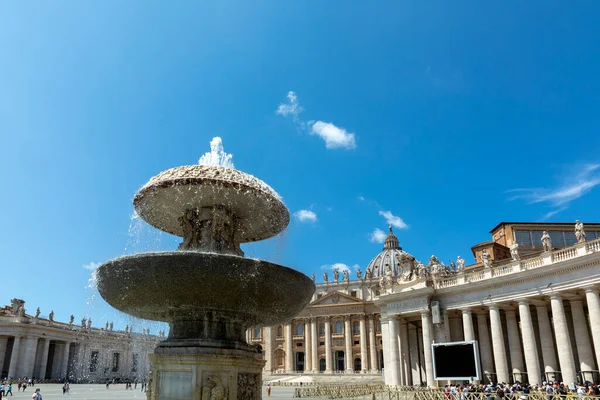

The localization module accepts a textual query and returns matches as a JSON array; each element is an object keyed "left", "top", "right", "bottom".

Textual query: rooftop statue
[
  {"left": 541, "top": 231, "right": 552, "bottom": 252},
  {"left": 35, "top": 307, "right": 40, "bottom": 318},
  {"left": 356, "top": 268, "right": 362, "bottom": 281},
  {"left": 49, "top": 310, "right": 54, "bottom": 321},
  {"left": 510, "top": 243, "right": 520, "bottom": 261},
  {"left": 456, "top": 256, "right": 465, "bottom": 271},
  {"left": 343, "top": 269, "right": 349, "bottom": 283},
  {"left": 333, "top": 269, "right": 339, "bottom": 283},
  {"left": 575, "top": 220, "right": 586, "bottom": 243},
  {"left": 481, "top": 249, "right": 492, "bottom": 268}
]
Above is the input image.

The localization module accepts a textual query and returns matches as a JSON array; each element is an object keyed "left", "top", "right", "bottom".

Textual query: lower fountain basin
[{"left": 96, "top": 252, "right": 315, "bottom": 329}]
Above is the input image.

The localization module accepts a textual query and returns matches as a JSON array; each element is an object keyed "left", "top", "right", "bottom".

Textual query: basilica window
[
  {"left": 319, "top": 323, "right": 325, "bottom": 336},
  {"left": 334, "top": 320, "right": 343, "bottom": 334},
  {"left": 277, "top": 325, "right": 283, "bottom": 337},
  {"left": 353, "top": 322, "right": 359, "bottom": 334},
  {"left": 296, "top": 323, "right": 304, "bottom": 336},
  {"left": 132, "top": 353, "right": 139, "bottom": 373},
  {"left": 111, "top": 352, "right": 120, "bottom": 372},
  {"left": 89, "top": 351, "right": 99, "bottom": 372},
  {"left": 254, "top": 327, "right": 262, "bottom": 339}
]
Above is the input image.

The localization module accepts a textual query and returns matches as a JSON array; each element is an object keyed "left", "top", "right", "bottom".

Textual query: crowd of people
[{"left": 444, "top": 381, "right": 600, "bottom": 399}]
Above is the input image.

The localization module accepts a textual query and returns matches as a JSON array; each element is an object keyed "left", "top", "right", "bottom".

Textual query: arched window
[
  {"left": 354, "top": 358, "right": 362, "bottom": 372},
  {"left": 296, "top": 323, "right": 304, "bottom": 336},
  {"left": 254, "top": 328, "right": 261, "bottom": 339},
  {"left": 277, "top": 325, "right": 283, "bottom": 337},
  {"left": 319, "top": 323, "right": 325, "bottom": 336},
  {"left": 353, "top": 322, "right": 359, "bottom": 334},
  {"left": 335, "top": 320, "right": 343, "bottom": 334},
  {"left": 319, "top": 358, "right": 326, "bottom": 372}
]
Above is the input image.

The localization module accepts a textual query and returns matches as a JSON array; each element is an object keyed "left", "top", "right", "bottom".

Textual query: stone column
[
  {"left": 449, "top": 316, "right": 464, "bottom": 342},
  {"left": 38, "top": 338, "right": 52, "bottom": 379},
  {"left": 408, "top": 324, "right": 421, "bottom": 385},
  {"left": 420, "top": 310, "right": 435, "bottom": 387},
  {"left": 344, "top": 316, "right": 353, "bottom": 372},
  {"left": 311, "top": 317, "right": 318, "bottom": 372},
  {"left": 505, "top": 309, "right": 525, "bottom": 380},
  {"left": 285, "top": 323, "right": 294, "bottom": 372},
  {"left": 518, "top": 300, "right": 541, "bottom": 386},
  {"left": 324, "top": 317, "right": 333, "bottom": 373},
  {"left": 359, "top": 315, "right": 368, "bottom": 372},
  {"left": 264, "top": 326, "right": 274, "bottom": 373},
  {"left": 20, "top": 336, "right": 38, "bottom": 378},
  {"left": 476, "top": 311, "right": 494, "bottom": 383},
  {"left": 0, "top": 337, "right": 8, "bottom": 374},
  {"left": 570, "top": 299, "right": 596, "bottom": 377},
  {"left": 549, "top": 294, "right": 576, "bottom": 385},
  {"left": 400, "top": 320, "right": 411, "bottom": 385},
  {"left": 305, "top": 319, "right": 312, "bottom": 373},
  {"left": 7, "top": 336, "right": 21, "bottom": 379},
  {"left": 584, "top": 288, "right": 600, "bottom": 374},
  {"left": 462, "top": 309, "right": 475, "bottom": 341},
  {"left": 386, "top": 316, "right": 401, "bottom": 385},
  {"left": 535, "top": 304, "right": 558, "bottom": 379},
  {"left": 61, "top": 342, "right": 71, "bottom": 378},
  {"left": 368, "top": 315, "right": 378, "bottom": 372},
  {"left": 489, "top": 305, "right": 509, "bottom": 384}
]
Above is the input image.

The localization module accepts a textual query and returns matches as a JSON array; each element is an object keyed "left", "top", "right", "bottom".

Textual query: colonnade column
[
  {"left": 61, "top": 342, "right": 71, "bottom": 378},
  {"left": 285, "top": 323, "right": 293, "bottom": 372},
  {"left": 324, "top": 317, "right": 333, "bottom": 373},
  {"left": 38, "top": 338, "right": 51, "bottom": 379},
  {"left": 21, "top": 336, "right": 39, "bottom": 378},
  {"left": 310, "top": 318, "right": 318, "bottom": 373},
  {"left": 344, "top": 316, "right": 353, "bottom": 372},
  {"left": 7, "top": 336, "right": 21, "bottom": 379},
  {"left": 400, "top": 320, "right": 411, "bottom": 385},
  {"left": 461, "top": 309, "right": 475, "bottom": 341},
  {"left": 264, "top": 327, "right": 274, "bottom": 373},
  {"left": 518, "top": 300, "right": 541, "bottom": 386},
  {"left": 385, "top": 316, "right": 401, "bottom": 385},
  {"left": 0, "top": 337, "right": 8, "bottom": 374},
  {"left": 584, "top": 288, "right": 600, "bottom": 372},
  {"left": 359, "top": 315, "right": 368, "bottom": 373},
  {"left": 569, "top": 299, "right": 596, "bottom": 377},
  {"left": 420, "top": 310, "right": 435, "bottom": 387},
  {"left": 476, "top": 311, "right": 494, "bottom": 383},
  {"left": 368, "top": 315, "right": 378, "bottom": 372},
  {"left": 305, "top": 319, "right": 312, "bottom": 373},
  {"left": 549, "top": 294, "right": 576, "bottom": 385},
  {"left": 535, "top": 304, "right": 558, "bottom": 379},
  {"left": 489, "top": 305, "right": 509, "bottom": 383},
  {"left": 505, "top": 309, "right": 524, "bottom": 381}
]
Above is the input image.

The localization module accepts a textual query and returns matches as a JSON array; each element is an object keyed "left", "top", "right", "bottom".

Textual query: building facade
[
  {"left": 0, "top": 300, "right": 159, "bottom": 382},
  {"left": 253, "top": 222, "right": 600, "bottom": 388}
]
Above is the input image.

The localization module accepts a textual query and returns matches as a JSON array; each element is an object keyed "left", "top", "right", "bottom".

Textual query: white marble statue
[
  {"left": 575, "top": 220, "right": 586, "bottom": 243},
  {"left": 481, "top": 249, "right": 492, "bottom": 268},
  {"left": 356, "top": 268, "right": 362, "bottom": 281},
  {"left": 323, "top": 272, "right": 328, "bottom": 284},
  {"left": 456, "top": 256, "right": 465, "bottom": 271},
  {"left": 343, "top": 269, "right": 349, "bottom": 283},
  {"left": 510, "top": 243, "right": 520, "bottom": 261},
  {"left": 541, "top": 231, "right": 552, "bottom": 252},
  {"left": 333, "top": 269, "right": 340, "bottom": 283}
]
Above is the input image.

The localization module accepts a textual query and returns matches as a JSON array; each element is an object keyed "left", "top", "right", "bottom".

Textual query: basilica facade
[
  {"left": 0, "top": 300, "right": 158, "bottom": 382},
  {"left": 252, "top": 222, "right": 600, "bottom": 387}
]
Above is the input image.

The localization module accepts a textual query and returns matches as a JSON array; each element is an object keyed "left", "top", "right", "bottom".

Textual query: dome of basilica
[{"left": 365, "top": 226, "right": 417, "bottom": 279}]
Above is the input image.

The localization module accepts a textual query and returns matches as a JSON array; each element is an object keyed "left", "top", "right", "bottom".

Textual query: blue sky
[{"left": 1, "top": 1, "right": 599, "bottom": 333}]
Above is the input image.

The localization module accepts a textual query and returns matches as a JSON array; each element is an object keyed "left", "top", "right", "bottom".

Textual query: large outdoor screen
[{"left": 432, "top": 341, "right": 480, "bottom": 381}]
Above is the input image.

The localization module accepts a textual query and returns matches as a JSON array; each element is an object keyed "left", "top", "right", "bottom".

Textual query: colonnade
[
  {"left": 0, "top": 335, "right": 71, "bottom": 379},
  {"left": 383, "top": 288, "right": 600, "bottom": 387}
]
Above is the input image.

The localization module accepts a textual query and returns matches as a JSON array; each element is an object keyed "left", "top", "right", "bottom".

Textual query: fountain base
[{"left": 147, "top": 349, "right": 265, "bottom": 400}]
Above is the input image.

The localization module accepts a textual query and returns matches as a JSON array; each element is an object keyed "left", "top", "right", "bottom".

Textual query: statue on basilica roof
[
  {"left": 541, "top": 231, "right": 552, "bottom": 252},
  {"left": 575, "top": 220, "right": 586, "bottom": 243},
  {"left": 333, "top": 268, "right": 339, "bottom": 283}
]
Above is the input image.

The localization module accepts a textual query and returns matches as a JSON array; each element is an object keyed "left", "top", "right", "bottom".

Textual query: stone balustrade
[{"left": 436, "top": 238, "right": 600, "bottom": 290}]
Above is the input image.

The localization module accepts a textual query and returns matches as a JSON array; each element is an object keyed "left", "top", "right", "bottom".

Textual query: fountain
[{"left": 96, "top": 138, "right": 315, "bottom": 400}]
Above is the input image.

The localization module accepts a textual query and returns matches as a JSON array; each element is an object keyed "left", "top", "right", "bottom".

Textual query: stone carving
[
  {"left": 87, "top": 319, "right": 92, "bottom": 329},
  {"left": 481, "top": 249, "right": 492, "bottom": 268},
  {"left": 177, "top": 207, "right": 242, "bottom": 256},
  {"left": 333, "top": 269, "right": 339, "bottom": 283},
  {"left": 575, "top": 220, "right": 586, "bottom": 243},
  {"left": 343, "top": 269, "right": 349, "bottom": 283},
  {"left": 10, "top": 299, "right": 25, "bottom": 316},
  {"left": 69, "top": 315, "right": 74, "bottom": 326},
  {"left": 49, "top": 310, "right": 54, "bottom": 321},
  {"left": 81, "top": 317, "right": 87, "bottom": 328},
  {"left": 105, "top": 321, "right": 109, "bottom": 330},
  {"left": 356, "top": 268, "right": 362, "bottom": 281},
  {"left": 237, "top": 373, "right": 258, "bottom": 400},
  {"left": 416, "top": 261, "right": 428, "bottom": 278},
  {"left": 35, "top": 307, "right": 40, "bottom": 318},
  {"left": 109, "top": 322, "right": 114, "bottom": 331},
  {"left": 457, "top": 256, "right": 465, "bottom": 271},
  {"left": 323, "top": 272, "right": 328, "bottom": 284},
  {"left": 541, "top": 231, "right": 552, "bottom": 252},
  {"left": 379, "top": 264, "right": 394, "bottom": 291},
  {"left": 450, "top": 261, "right": 456, "bottom": 271},
  {"left": 125, "top": 324, "right": 129, "bottom": 333},
  {"left": 202, "top": 376, "right": 227, "bottom": 400},
  {"left": 428, "top": 255, "right": 444, "bottom": 276},
  {"left": 510, "top": 243, "right": 520, "bottom": 261},
  {"left": 365, "top": 269, "right": 372, "bottom": 281}
]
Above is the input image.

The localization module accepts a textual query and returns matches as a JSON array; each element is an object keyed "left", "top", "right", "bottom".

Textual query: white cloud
[
  {"left": 310, "top": 121, "right": 356, "bottom": 149},
  {"left": 320, "top": 263, "right": 360, "bottom": 273},
  {"left": 508, "top": 163, "right": 600, "bottom": 218},
  {"left": 378, "top": 210, "right": 408, "bottom": 229},
  {"left": 357, "top": 196, "right": 365, "bottom": 201},
  {"left": 82, "top": 262, "right": 100, "bottom": 271},
  {"left": 294, "top": 209, "right": 317, "bottom": 222},
  {"left": 370, "top": 228, "right": 387, "bottom": 243},
  {"left": 276, "top": 91, "right": 303, "bottom": 119}
]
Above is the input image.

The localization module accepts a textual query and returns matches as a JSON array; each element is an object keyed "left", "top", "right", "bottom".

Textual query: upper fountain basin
[
  {"left": 96, "top": 252, "right": 315, "bottom": 327},
  {"left": 134, "top": 165, "right": 289, "bottom": 243}
]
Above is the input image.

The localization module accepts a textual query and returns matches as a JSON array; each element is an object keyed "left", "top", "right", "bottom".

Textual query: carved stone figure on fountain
[
  {"left": 481, "top": 249, "right": 492, "bottom": 268},
  {"left": 49, "top": 310, "right": 54, "bottom": 321},
  {"left": 457, "top": 256, "right": 465, "bottom": 271},
  {"left": 333, "top": 268, "right": 339, "bottom": 283},
  {"left": 541, "top": 231, "right": 552, "bottom": 252},
  {"left": 510, "top": 243, "right": 520, "bottom": 261},
  {"left": 575, "top": 220, "right": 586, "bottom": 243}
]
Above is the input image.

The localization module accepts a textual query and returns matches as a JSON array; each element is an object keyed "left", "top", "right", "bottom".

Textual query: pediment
[{"left": 308, "top": 290, "right": 364, "bottom": 307}]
